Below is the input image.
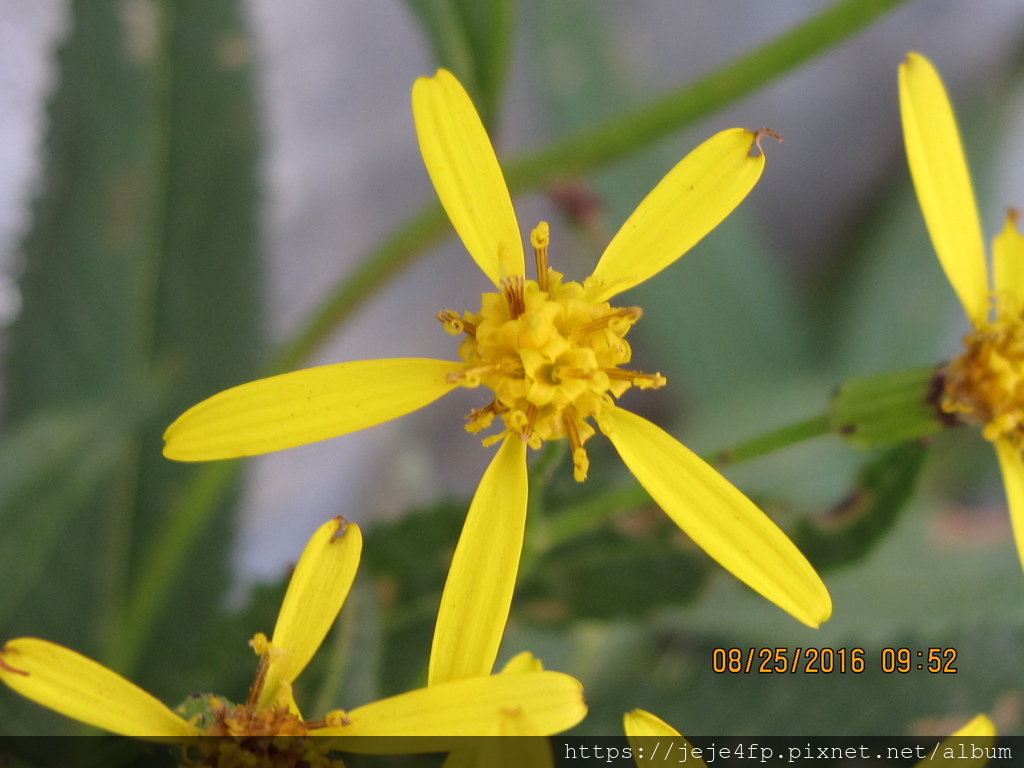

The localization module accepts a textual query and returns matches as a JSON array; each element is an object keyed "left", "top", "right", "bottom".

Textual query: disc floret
[
  {"left": 943, "top": 299, "right": 1024, "bottom": 449},
  {"left": 191, "top": 701, "right": 340, "bottom": 768},
  {"left": 440, "top": 223, "right": 666, "bottom": 481}
]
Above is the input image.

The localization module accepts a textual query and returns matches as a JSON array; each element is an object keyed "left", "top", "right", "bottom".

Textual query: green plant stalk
[
  {"left": 505, "top": 0, "right": 909, "bottom": 187},
  {"left": 123, "top": 0, "right": 911, "bottom": 671},
  {"left": 271, "top": 205, "right": 448, "bottom": 373},
  {"left": 109, "top": 460, "right": 240, "bottom": 673},
  {"left": 537, "top": 414, "right": 833, "bottom": 559},
  {"left": 275, "top": 0, "right": 912, "bottom": 372},
  {"left": 101, "top": 0, "right": 176, "bottom": 670},
  {"left": 96, "top": 447, "right": 141, "bottom": 665}
]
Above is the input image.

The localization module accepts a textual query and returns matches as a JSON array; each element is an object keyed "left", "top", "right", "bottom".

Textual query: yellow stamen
[
  {"left": 249, "top": 632, "right": 271, "bottom": 656},
  {"left": 576, "top": 307, "right": 643, "bottom": 337},
  {"left": 447, "top": 362, "right": 508, "bottom": 386},
  {"left": 531, "top": 222, "right": 550, "bottom": 292},
  {"left": 246, "top": 634, "right": 272, "bottom": 709},
  {"left": 437, "top": 310, "right": 476, "bottom": 337},
  {"left": 322, "top": 710, "right": 352, "bottom": 728},
  {"left": 502, "top": 274, "right": 526, "bottom": 319},
  {"left": 604, "top": 369, "right": 668, "bottom": 389},
  {"left": 466, "top": 401, "right": 504, "bottom": 433},
  {"left": 562, "top": 412, "right": 589, "bottom": 482},
  {"left": 523, "top": 403, "right": 540, "bottom": 439}
]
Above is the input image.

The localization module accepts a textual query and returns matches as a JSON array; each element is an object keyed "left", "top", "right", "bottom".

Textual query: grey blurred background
[{"left": 2, "top": 0, "right": 1024, "bottom": 586}]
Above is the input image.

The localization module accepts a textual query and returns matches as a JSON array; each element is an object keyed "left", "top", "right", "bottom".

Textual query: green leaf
[
  {"left": 361, "top": 499, "right": 465, "bottom": 695},
  {"left": 403, "top": 0, "right": 513, "bottom": 129},
  {"left": 0, "top": 406, "right": 128, "bottom": 625},
  {"left": 793, "top": 441, "right": 928, "bottom": 571},
  {"left": 0, "top": 0, "right": 263, "bottom": 725},
  {"left": 519, "top": 511, "right": 712, "bottom": 624}
]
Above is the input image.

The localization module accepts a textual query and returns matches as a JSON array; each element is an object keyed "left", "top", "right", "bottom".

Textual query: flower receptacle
[{"left": 830, "top": 365, "right": 953, "bottom": 448}]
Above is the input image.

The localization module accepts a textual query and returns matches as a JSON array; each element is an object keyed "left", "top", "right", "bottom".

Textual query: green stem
[
  {"left": 708, "top": 413, "right": 832, "bottom": 467},
  {"left": 522, "top": 441, "right": 568, "bottom": 577},
  {"left": 96, "top": 447, "right": 140, "bottom": 663},
  {"left": 103, "top": 0, "right": 176, "bottom": 672},
  {"left": 271, "top": 204, "right": 449, "bottom": 374},
  {"left": 273, "top": 0, "right": 911, "bottom": 371},
  {"left": 505, "top": 0, "right": 909, "bottom": 188},
  {"left": 539, "top": 413, "right": 832, "bottom": 558},
  {"left": 109, "top": 460, "right": 240, "bottom": 674}
]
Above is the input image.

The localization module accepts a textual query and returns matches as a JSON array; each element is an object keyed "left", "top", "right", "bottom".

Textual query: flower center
[
  {"left": 439, "top": 222, "right": 666, "bottom": 481},
  {"left": 192, "top": 701, "right": 342, "bottom": 768},
  {"left": 203, "top": 698, "right": 309, "bottom": 736},
  {"left": 175, "top": 634, "right": 349, "bottom": 768},
  {"left": 942, "top": 306, "right": 1024, "bottom": 448}
]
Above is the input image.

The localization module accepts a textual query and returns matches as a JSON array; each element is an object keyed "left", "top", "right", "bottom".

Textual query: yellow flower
[
  {"left": 623, "top": 709, "right": 996, "bottom": 767},
  {"left": 162, "top": 69, "right": 830, "bottom": 636},
  {"left": 0, "top": 518, "right": 585, "bottom": 758},
  {"left": 899, "top": 52, "right": 1024, "bottom": 568}
]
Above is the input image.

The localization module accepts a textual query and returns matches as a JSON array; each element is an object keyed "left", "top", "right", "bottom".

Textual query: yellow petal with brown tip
[
  {"left": 587, "top": 128, "right": 766, "bottom": 303},
  {"left": 0, "top": 638, "right": 195, "bottom": 739},
  {"left": 257, "top": 518, "right": 362, "bottom": 711}
]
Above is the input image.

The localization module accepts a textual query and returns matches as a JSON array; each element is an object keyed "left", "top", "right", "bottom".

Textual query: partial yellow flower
[
  {"left": 900, "top": 52, "right": 1024, "bottom": 568},
  {"left": 623, "top": 709, "right": 996, "bottom": 767},
  {"left": 0, "top": 518, "right": 585, "bottom": 759},
  {"left": 624, "top": 709, "right": 703, "bottom": 765},
  {"left": 162, "top": 69, "right": 830, "bottom": 636}
]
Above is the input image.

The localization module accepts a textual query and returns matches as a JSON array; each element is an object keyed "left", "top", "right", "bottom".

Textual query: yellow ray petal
[
  {"left": 597, "top": 407, "right": 831, "bottom": 628},
  {"left": 899, "top": 52, "right": 989, "bottom": 324},
  {"left": 413, "top": 69, "right": 524, "bottom": 285},
  {"left": 429, "top": 436, "right": 528, "bottom": 685},
  {"left": 443, "top": 738, "right": 554, "bottom": 768},
  {"left": 319, "top": 670, "right": 586, "bottom": 743},
  {"left": 993, "top": 210, "right": 1024, "bottom": 314},
  {"left": 0, "top": 638, "right": 195, "bottom": 739},
  {"left": 623, "top": 709, "right": 681, "bottom": 738},
  {"left": 950, "top": 714, "right": 996, "bottom": 738},
  {"left": 163, "top": 358, "right": 463, "bottom": 461},
  {"left": 586, "top": 128, "right": 766, "bottom": 303},
  {"left": 624, "top": 709, "right": 704, "bottom": 767},
  {"left": 995, "top": 439, "right": 1024, "bottom": 572},
  {"left": 257, "top": 518, "right": 362, "bottom": 711},
  {"left": 918, "top": 714, "right": 996, "bottom": 768},
  {"left": 500, "top": 651, "right": 543, "bottom": 674}
]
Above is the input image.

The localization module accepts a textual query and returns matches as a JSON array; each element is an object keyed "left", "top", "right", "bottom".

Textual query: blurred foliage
[
  {"left": 402, "top": 0, "right": 513, "bottom": 131},
  {"left": 793, "top": 442, "right": 927, "bottom": 571},
  {"left": 0, "top": 0, "right": 262, "bottom": 733}
]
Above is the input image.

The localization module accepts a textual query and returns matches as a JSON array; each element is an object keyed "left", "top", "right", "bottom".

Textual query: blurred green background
[{"left": 1, "top": 0, "right": 1024, "bottom": 738}]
